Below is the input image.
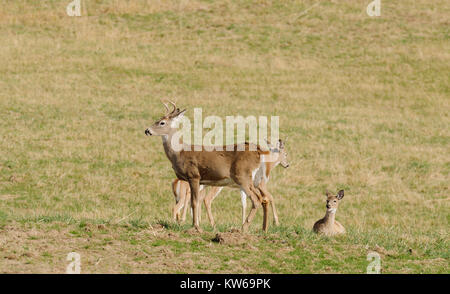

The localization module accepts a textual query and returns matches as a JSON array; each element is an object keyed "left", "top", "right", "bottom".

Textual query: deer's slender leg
[
  {"left": 269, "top": 194, "right": 279, "bottom": 226},
  {"left": 256, "top": 184, "right": 271, "bottom": 232},
  {"left": 183, "top": 186, "right": 205, "bottom": 224},
  {"left": 174, "top": 198, "right": 184, "bottom": 223},
  {"left": 240, "top": 190, "right": 247, "bottom": 225},
  {"left": 203, "top": 190, "right": 215, "bottom": 227},
  {"left": 180, "top": 182, "right": 190, "bottom": 223},
  {"left": 203, "top": 187, "right": 223, "bottom": 227},
  {"left": 239, "top": 183, "right": 262, "bottom": 233},
  {"left": 267, "top": 194, "right": 279, "bottom": 226},
  {"left": 172, "top": 180, "right": 185, "bottom": 223},
  {"left": 197, "top": 186, "right": 206, "bottom": 223},
  {"left": 262, "top": 199, "right": 269, "bottom": 232},
  {"left": 188, "top": 178, "right": 202, "bottom": 232},
  {"left": 250, "top": 185, "right": 270, "bottom": 232},
  {"left": 259, "top": 181, "right": 279, "bottom": 226}
]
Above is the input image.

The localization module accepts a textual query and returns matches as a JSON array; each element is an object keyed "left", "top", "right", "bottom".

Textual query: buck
[
  {"left": 170, "top": 139, "right": 289, "bottom": 227},
  {"left": 145, "top": 101, "right": 275, "bottom": 232},
  {"left": 313, "top": 190, "right": 346, "bottom": 236}
]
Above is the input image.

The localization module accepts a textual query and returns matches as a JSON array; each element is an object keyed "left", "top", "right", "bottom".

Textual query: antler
[
  {"left": 167, "top": 100, "right": 185, "bottom": 118},
  {"left": 161, "top": 99, "right": 179, "bottom": 117},
  {"left": 161, "top": 99, "right": 170, "bottom": 115},
  {"left": 168, "top": 100, "right": 177, "bottom": 113}
]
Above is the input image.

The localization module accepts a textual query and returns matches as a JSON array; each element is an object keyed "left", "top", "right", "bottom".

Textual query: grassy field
[{"left": 0, "top": 0, "right": 448, "bottom": 273}]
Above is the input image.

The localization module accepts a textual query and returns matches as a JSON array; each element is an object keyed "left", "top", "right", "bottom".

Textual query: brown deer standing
[
  {"left": 171, "top": 139, "right": 289, "bottom": 227},
  {"left": 145, "top": 101, "right": 273, "bottom": 232},
  {"left": 313, "top": 190, "right": 346, "bottom": 236}
]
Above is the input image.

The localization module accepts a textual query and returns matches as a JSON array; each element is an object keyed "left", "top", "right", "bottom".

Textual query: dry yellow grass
[{"left": 0, "top": 0, "right": 448, "bottom": 273}]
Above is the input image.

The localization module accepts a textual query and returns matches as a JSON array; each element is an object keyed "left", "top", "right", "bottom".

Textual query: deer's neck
[
  {"left": 261, "top": 152, "right": 280, "bottom": 181},
  {"left": 323, "top": 209, "right": 336, "bottom": 226},
  {"left": 162, "top": 133, "right": 180, "bottom": 163},
  {"left": 264, "top": 161, "right": 277, "bottom": 179}
]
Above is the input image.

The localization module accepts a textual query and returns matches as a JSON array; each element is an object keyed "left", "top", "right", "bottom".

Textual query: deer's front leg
[
  {"left": 188, "top": 178, "right": 202, "bottom": 232},
  {"left": 180, "top": 184, "right": 190, "bottom": 223},
  {"left": 240, "top": 190, "right": 247, "bottom": 225}
]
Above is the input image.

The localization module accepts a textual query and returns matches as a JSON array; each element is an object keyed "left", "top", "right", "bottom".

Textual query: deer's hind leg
[
  {"left": 197, "top": 186, "right": 206, "bottom": 224},
  {"left": 232, "top": 161, "right": 267, "bottom": 232},
  {"left": 180, "top": 182, "right": 190, "bottom": 223},
  {"left": 203, "top": 187, "right": 223, "bottom": 227},
  {"left": 256, "top": 184, "right": 271, "bottom": 232},
  {"left": 235, "top": 181, "right": 264, "bottom": 233},
  {"left": 258, "top": 181, "right": 279, "bottom": 226},
  {"left": 172, "top": 180, "right": 185, "bottom": 223}
]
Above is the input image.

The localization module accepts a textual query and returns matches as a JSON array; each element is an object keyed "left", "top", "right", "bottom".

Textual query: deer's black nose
[{"left": 145, "top": 129, "right": 152, "bottom": 136}]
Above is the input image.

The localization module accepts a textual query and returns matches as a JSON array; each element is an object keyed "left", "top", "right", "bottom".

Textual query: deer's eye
[{"left": 159, "top": 121, "right": 166, "bottom": 126}]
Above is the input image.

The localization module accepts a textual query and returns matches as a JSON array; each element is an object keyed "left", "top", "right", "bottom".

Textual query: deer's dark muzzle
[{"left": 145, "top": 129, "right": 152, "bottom": 136}]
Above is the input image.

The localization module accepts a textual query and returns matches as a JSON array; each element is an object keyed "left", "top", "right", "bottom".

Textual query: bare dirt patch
[{"left": 212, "top": 230, "right": 258, "bottom": 246}]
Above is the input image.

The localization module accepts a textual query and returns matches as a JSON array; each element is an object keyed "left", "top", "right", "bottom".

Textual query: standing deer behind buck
[
  {"left": 171, "top": 180, "right": 207, "bottom": 224},
  {"left": 170, "top": 139, "right": 289, "bottom": 227},
  {"left": 313, "top": 190, "right": 346, "bottom": 236},
  {"left": 145, "top": 101, "right": 275, "bottom": 233}
]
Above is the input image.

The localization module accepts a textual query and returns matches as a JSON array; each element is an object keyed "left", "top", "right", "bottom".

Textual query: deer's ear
[
  {"left": 337, "top": 190, "right": 344, "bottom": 200},
  {"left": 274, "top": 139, "right": 280, "bottom": 149},
  {"left": 177, "top": 109, "right": 186, "bottom": 118},
  {"left": 325, "top": 190, "right": 332, "bottom": 197},
  {"left": 170, "top": 109, "right": 186, "bottom": 127}
]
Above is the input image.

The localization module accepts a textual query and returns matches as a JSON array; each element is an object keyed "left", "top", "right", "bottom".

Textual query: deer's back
[{"left": 177, "top": 144, "right": 266, "bottom": 184}]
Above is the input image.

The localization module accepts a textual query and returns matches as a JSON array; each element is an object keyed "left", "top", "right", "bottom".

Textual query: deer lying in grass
[
  {"left": 171, "top": 139, "right": 289, "bottom": 227},
  {"left": 145, "top": 101, "right": 273, "bottom": 232},
  {"left": 313, "top": 190, "right": 346, "bottom": 236}
]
